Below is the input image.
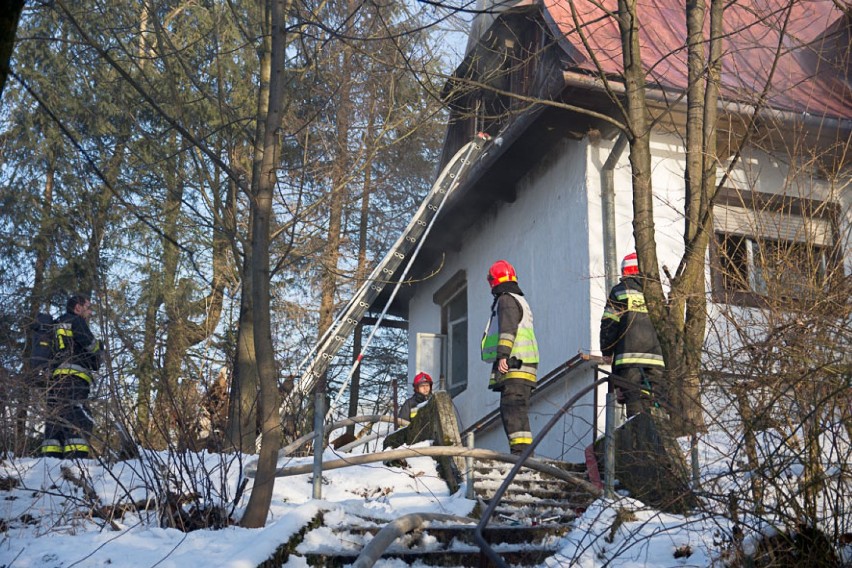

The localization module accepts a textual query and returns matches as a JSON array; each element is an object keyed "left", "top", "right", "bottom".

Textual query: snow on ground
[
  {"left": 548, "top": 497, "right": 722, "bottom": 567},
  {"left": 0, "top": 433, "right": 848, "bottom": 567},
  {"left": 0, "top": 443, "right": 472, "bottom": 567}
]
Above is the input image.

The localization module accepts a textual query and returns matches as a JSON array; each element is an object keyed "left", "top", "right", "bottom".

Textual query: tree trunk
[
  {"left": 227, "top": 257, "right": 260, "bottom": 452},
  {"left": 225, "top": 0, "right": 272, "bottom": 455},
  {"left": 734, "top": 384, "right": 764, "bottom": 515},
  {"left": 344, "top": 183, "right": 376, "bottom": 432},
  {"left": 149, "top": 144, "right": 228, "bottom": 450},
  {"left": 619, "top": 0, "right": 727, "bottom": 436},
  {"left": 347, "top": 93, "right": 378, "bottom": 436},
  {"left": 240, "top": 0, "right": 289, "bottom": 529}
]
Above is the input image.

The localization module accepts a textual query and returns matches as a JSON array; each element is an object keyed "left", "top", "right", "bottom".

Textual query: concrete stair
[{"left": 285, "top": 458, "right": 597, "bottom": 567}]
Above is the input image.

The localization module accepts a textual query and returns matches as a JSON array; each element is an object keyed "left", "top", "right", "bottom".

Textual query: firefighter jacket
[
  {"left": 481, "top": 290, "right": 539, "bottom": 389},
  {"left": 53, "top": 312, "right": 102, "bottom": 385},
  {"left": 399, "top": 391, "right": 431, "bottom": 422},
  {"left": 600, "top": 276, "right": 665, "bottom": 369}
]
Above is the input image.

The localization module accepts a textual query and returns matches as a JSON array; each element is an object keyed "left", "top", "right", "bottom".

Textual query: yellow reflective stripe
[
  {"left": 615, "top": 289, "right": 643, "bottom": 300},
  {"left": 57, "top": 327, "right": 72, "bottom": 350},
  {"left": 410, "top": 409, "right": 418, "bottom": 418},
  {"left": 40, "top": 440, "right": 62, "bottom": 454},
  {"left": 614, "top": 355, "right": 665, "bottom": 366},
  {"left": 503, "top": 370, "right": 537, "bottom": 382},
  {"left": 602, "top": 310, "right": 620, "bottom": 322},
  {"left": 53, "top": 367, "right": 93, "bottom": 384},
  {"left": 498, "top": 339, "right": 514, "bottom": 348},
  {"left": 509, "top": 432, "right": 533, "bottom": 445},
  {"left": 62, "top": 444, "right": 90, "bottom": 453}
]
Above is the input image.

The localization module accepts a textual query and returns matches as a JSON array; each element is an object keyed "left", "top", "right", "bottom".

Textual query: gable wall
[{"left": 406, "top": 137, "right": 593, "bottom": 458}]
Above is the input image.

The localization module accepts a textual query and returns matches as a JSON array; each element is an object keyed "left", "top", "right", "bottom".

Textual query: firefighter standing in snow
[
  {"left": 399, "top": 372, "right": 433, "bottom": 423},
  {"left": 40, "top": 294, "right": 103, "bottom": 459},
  {"left": 481, "top": 260, "right": 539, "bottom": 456},
  {"left": 600, "top": 252, "right": 666, "bottom": 417}
]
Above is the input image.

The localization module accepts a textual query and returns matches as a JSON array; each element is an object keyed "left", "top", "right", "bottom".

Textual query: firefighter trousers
[
  {"left": 499, "top": 382, "right": 534, "bottom": 456},
  {"left": 611, "top": 366, "right": 664, "bottom": 417},
  {"left": 41, "top": 374, "right": 93, "bottom": 459}
]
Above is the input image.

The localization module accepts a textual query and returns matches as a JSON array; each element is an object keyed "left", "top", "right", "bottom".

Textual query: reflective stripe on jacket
[
  {"left": 600, "top": 277, "right": 665, "bottom": 369},
  {"left": 53, "top": 364, "right": 95, "bottom": 384},
  {"left": 482, "top": 293, "right": 539, "bottom": 388},
  {"left": 481, "top": 293, "right": 539, "bottom": 364},
  {"left": 52, "top": 312, "right": 101, "bottom": 384}
]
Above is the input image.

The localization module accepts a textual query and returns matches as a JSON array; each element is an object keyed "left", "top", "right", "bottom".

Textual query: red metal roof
[{"left": 543, "top": 0, "right": 852, "bottom": 120}]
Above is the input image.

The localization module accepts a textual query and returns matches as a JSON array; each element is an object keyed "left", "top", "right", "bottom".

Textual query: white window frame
[
  {"left": 443, "top": 286, "right": 469, "bottom": 396},
  {"left": 415, "top": 333, "right": 446, "bottom": 391}
]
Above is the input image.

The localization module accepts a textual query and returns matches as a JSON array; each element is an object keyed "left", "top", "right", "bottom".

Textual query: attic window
[{"left": 710, "top": 189, "right": 840, "bottom": 307}]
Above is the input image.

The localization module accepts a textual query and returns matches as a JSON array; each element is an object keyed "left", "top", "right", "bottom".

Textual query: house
[{"left": 380, "top": 0, "right": 851, "bottom": 462}]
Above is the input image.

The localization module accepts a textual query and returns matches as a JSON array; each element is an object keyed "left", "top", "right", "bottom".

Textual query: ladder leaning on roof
[{"left": 279, "top": 132, "right": 492, "bottom": 441}]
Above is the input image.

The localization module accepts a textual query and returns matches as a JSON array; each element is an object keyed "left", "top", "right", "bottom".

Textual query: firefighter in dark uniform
[
  {"left": 600, "top": 252, "right": 666, "bottom": 417},
  {"left": 481, "top": 260, "right": 540, "bottom": 456},
  {"left": 40, "top": 294, "right": 102, "bottom": 459},
  {"left": 399, "top": 372, "right": 433, "bottom": 423}
]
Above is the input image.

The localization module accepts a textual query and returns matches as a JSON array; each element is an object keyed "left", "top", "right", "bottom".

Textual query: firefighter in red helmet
[
  {"left": 600, "top": 252, "right": 666, "bottom": 416},
  {"left": 399, "top": 372, "right": 433, "bottom": 422},
  {"left": 481, "top": 260, "right": 540, "bottom": 456}
]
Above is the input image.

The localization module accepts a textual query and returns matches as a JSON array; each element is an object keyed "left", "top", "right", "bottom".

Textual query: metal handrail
[
  {"left": 474, "top": 375, "right": 609, "bottom": 568},
  {"left": 461, "top": 354, "right": 597, "bottom": 437}
]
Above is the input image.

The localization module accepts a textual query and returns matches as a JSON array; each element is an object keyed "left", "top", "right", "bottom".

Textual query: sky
[{"left": 1, "top": 431, "right": 849, "bottom": 567}]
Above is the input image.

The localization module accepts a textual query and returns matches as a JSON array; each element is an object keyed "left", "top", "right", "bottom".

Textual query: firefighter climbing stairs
[{"left": 273, "top": 458, "right": 597, "bottom": 567}]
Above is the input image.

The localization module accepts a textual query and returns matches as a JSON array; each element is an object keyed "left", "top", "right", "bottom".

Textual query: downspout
[{"left": 601, "top": 133, "right": 628, "bottom": 292}]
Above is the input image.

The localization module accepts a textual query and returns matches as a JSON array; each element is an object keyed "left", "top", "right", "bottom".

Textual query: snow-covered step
[
  {"left": 282, "top": 457, "right": 594, "bottom": 567},
  {"left": 488, "top": 504, "right": 579, "bottom": 526},
  {"left": 307, "top": 521, "right": 573, "bottom": 545},
  {"left": 473, "top": 460, "right": 586, "bottom": 477},
  {"left": 475, "top": 483, "right": 593, "bottom": 502},
  {"left": 302, "top": 542, "right": 566, "bottom": 567}
]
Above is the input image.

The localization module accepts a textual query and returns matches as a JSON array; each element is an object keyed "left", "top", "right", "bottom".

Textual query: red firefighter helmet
[
  {"left": 621, "top": 252, "right": 639, "bottom": 276},
  {"left": 487, "top": 260, "right": 518, "bottom": 288},
  {"left": 413, "top": 372, "right": 433, "bottom": 387}
]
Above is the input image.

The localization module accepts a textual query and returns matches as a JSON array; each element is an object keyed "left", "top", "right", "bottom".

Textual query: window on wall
[
  {"left": 433, "top": 271, "right": 468, "bottom": 397},
  {"left": 711, "top": 188, "right": 839, "bottom": 306},
  {"left": 445, "top": 290, "right": 469, "bottom": 396}
]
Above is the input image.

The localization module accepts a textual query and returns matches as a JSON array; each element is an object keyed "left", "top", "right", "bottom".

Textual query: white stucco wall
[
  {"left": 407, "top": 137, "right": 595, "bottom": 461},
  {"left": 405, "top": 127, "right": 850, "bottom": 462}
]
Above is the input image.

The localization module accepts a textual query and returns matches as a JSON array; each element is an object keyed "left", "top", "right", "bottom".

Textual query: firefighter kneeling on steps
[
  {"left": 600, "top": 252, "right": 666, "bottom": 417},
  {"left": 481, "top": 260, "right": 539, "bottom": 456},
  {"left": 40, "top": 294, "right": 103, "bottom": 459}
]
